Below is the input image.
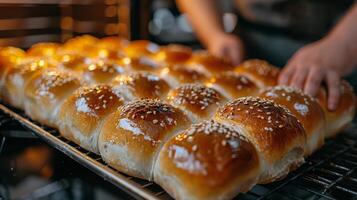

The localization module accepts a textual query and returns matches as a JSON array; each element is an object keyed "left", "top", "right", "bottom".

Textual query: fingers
[
  {"left": 304, "top": 68, "right": 324, "bottom": 96},
  {"left": 290, "top": 66, "right": 308, "bottom": 89},
  {"left": 228, "top": 46, "right": 243, "bottom": 65},
  {"left": 326, "top": 71, "right": 340, "bottom": 111},
  {"left": 278, "top": 66, "right": 295, "bottom": 85}
]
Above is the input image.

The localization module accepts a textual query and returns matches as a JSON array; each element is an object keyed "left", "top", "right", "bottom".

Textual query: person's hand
[
  {"left": 207, "top": 33, "right": 245, "bottom": 65},
  {"left": 278, "top": 37, "right": 356, "bottom": 110}
]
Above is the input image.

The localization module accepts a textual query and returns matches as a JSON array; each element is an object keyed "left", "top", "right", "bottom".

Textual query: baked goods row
[{"left": 0, "top": 35, "right": 355, "bottom": 200}]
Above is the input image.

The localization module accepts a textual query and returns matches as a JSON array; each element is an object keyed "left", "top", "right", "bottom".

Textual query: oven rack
[{"left": 1, "top": 102, "right": 357, "bottom": 200}]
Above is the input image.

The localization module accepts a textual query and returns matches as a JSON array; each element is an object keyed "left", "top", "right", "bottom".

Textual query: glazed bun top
[
  {"left": 25, "top": 69, "right": 82, "bottom": 102},
  {"left": 27, "top": 42, "right": 61, "bottom": 57},
  {"left": 123, "top": 40, "right": 160, "bottom": 58},
  {"left": 235, "top": 59, "right": 280, "bottom": 88},
  {"left": 54, "top": 52, "right": 88, "bottom": 73},
  {"left": 216, "top": 97, "right": 306, "bottom": 163},
  {"left": 120, "top": 57, "right": 162, "bottom": 73},
  {"left": 112, "top": 72, "right": 170, "bottom": 100},
  {"left": 63, "top": 35, "right": 99, "bottom": 51},
  {"left": 82, "top": 59, "right": 126, "bottom": 84},
  {"left": 0, "top": 47, "right": 26, "bottom": 79},
  {"left": 167, "top": 84, "right": 225, "bottom": 120},
  {"left": 158, "top": 120, "right": 259, "bottom": 190},
  {"left": 97, "top": 36, "right": 129, "bottom": 51},
  {"left": 102, "top": 98, "right": 191, "bottom": 146},
  {"left": 160, "top": 65, "right": 208, "bottom": 85},
  {"left": 153, "top": 44, "right": 192, "bottom": 64},
  {"left": 70, "top": 84, "right": 124, "bottom": 117},
  {"left": 260, "top": 86, "right": 325, "bottom": 133},
  {"left": 207, "top": 72, "right": 259, "bottom": 98},
  {"left": 186, "top": 51, "right": 234, "bottom": 75}
]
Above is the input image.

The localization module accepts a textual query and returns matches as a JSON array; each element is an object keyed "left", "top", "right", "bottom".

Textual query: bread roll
[
  {"left": 98, "top": 36, "right": 129, "bottom": 51},
  {"left": 159, "top": 65, "right": 208, "bottom": 88},
  {"left": 215, "top": 97, "right": 306, "bottom": 184},
  {"left": 111, "top": 72, "right": 170, "bottom": 101},
  {"left": 0, "top": 47, "right": 26, "bottom": 91},
  {"left": 98, "top": 99, "right": 191, "bottom": 180},
  {"left": 260, "top": 86, "right": 325, "bottom": 156},
  {"left": 63, "top": 35, "right": 99, "bottom": 52},
  {"left": 123, "top": 40, "right": 160, "bottom": 58},
  {"left": 316, "top": 81, "right": 356, "bottom": 138},
  {"left": 235, "top": 59, "right": 279, "bottom": 89},
  {"left": 119, "top": 57, "right": 162, "bottom": 73},
  {"left": 167, "top": 84, "right": 225, "bottom": 122},
  {"left": 186, "top": 51, "right": 234, "bottom": 76},
  {"left": 82, "top": 59, "right": 126, "bottom": 84},
  {"left": 26, "top": 42, "right": 61, "bottom": 57},
  {"left": 206, "top": 72, "right": 259, "bottom": 99},
  {"left": 154, "top": 120, "right": 260, "bottom": 200},
  {"left": 54, "top": 52, "right": 88, "bottom": 74},
  {"left": 24, "top": 69, "right": 82, "bottom": 127},
  {"left": 2, "top": 59, "right": 53, "bottom": 108},
  {"left": 152, "top": 44, "right": 192, "bottom": 65},
  {"left": 59, "top": 84, "right": 124, "bottom": 153}
]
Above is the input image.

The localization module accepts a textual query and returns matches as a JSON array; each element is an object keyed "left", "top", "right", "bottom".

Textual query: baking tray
[{"left": 1, "top": 102, "right": 357, "bottom": 200}]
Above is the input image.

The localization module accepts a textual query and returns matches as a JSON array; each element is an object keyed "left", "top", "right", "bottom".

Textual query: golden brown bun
[
  {"left": 0, "top": 47, "right": 26, "bottom": 90},
  {"left": 2, "top": 59, "right": 54, "bottom": 108},
  {"left": 186, "top": 50, "right": 234, "bottom": 76},
  {"left": 111, "top": 72, "right": 170, "bottom": 101},
  {"left": 152, "top": 44, "right": 192, "bottom": 64},
  {"left": 82, "top": 59, "right": 126, "bottom": 84},
  {"left": 63, "top": 35, "right": 99, "bottom": 52},
  {"left": 98, "top": 99, "right": 191, "bottom": 179},
  {"left": 26, "top": 42, "right": 61, "bottom": 57},
  {"left": 159, "top": 64, "right": 208, "bottom": 88},
  {"left": 123, "top": 40, "right": 160, "bottom": 58},
  {"left": 119, "top": 57, "right": 162, "bottom": 73},
  {"left": 54, "top": 52, "right": 88, "bottom": 73},
  {"left": 59, "top": 84, "right": 124, "bottom": 153},
  {"left": 316, "top": 81, "right": 356, "bottom": 138},
  {"left": 154, "top": 120, "right": 260, "bottom": 200},
  {"left": 24, "top": 69, "right": 82, "bottom": 127},
  {"left": 167, "top": 84, "right": 225, "bottom": 122},
  {"left": 215, "top": 97, "right": 306, "bottom": 184},
  {"left": 235, "top": 59, "right": 280, "bottom": 89},
  {"left": 206, "top": 72, "right": 260, "bottom": 99},
  {"left": 260, "top": 86, "right": 325, "bottom": 156},
  {"left": 98, "top": 36, "right": 129, "bottom": 51}
]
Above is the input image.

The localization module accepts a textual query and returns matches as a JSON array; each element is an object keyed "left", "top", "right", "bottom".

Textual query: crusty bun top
[
  {"left": 167, "top": 84, "right": 224, "bottom": 119},
  {"left": 207, "top": 72, "right": 259, "bottom": 98},
  {"left": 160, "top": 65, "right": 208, "bottom": 84},
  {"left": 235, "top": 59, "right": 279, "bottom": 88},
  {"left": 97, "top": 36, "right": 129, "bottom": 51},
  {"left": 157, "top": 120, "right": 259, "bottom": 195},
  {"left": 153, "top": 44, "right": 192, "bottom": 64},
  {"left": 101, "top": 99, "right": 190, "bottom": 146},
  {"left": 112, "top": 72, "right": 170, "bottom": 100},
  {"left": 186, "top": 51, "right": 234, "bottom": 75},
  {"left": 25, "top": 69, "right": 81, "bottom": 102},
  {"left": 120, "top": 57, "right": 162, "bottom": 73},
  {"left": 260, "top": 86, "right": 325, "bottom": 133},
  {"left": 70, "top": 84, "right": 124, "bottom": 117},
  {"left": 27, "top": 42, "right": 61, "bottom": 57},
  {"left": 215, "top": 97, "right": 306, "bottom": 164},
  {"left": 123, "top": 40, "right": 160, "bottom": 58},
  {"left": 83, "top": 59, "right": 126, "bottom": 84}
]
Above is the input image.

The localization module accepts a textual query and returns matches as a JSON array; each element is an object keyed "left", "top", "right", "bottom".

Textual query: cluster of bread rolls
[{"left": 0, "top": 35, "right": 355, "bottom": 200}]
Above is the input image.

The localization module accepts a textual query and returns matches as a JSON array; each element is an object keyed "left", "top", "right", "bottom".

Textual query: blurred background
[{"left": 0, "top": 0, "right": 238, "bottom": 48}]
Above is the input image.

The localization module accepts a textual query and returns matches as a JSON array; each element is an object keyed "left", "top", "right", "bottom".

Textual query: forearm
[
  {"left": 326, "top": 3, "right": 357, "bottom": 66},
  {"left": 176, "top": 0, "right": 225, "bottom": 47}
]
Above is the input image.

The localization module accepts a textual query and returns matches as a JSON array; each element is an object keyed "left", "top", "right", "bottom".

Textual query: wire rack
[{"left": 1, "top": 102, "right": 357, "bottom": 200}]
